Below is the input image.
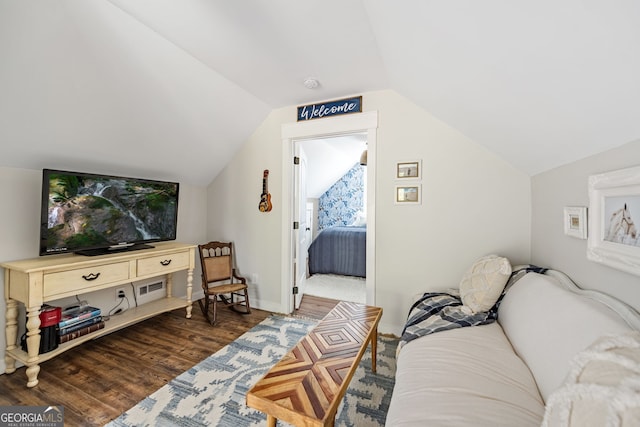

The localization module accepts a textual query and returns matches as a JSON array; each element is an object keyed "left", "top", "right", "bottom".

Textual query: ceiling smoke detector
[{"left": 303, "top": 78, "right": 319, "bottom": 89}]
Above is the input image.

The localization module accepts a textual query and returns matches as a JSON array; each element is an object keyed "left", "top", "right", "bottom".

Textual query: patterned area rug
[{"left": 106, "top": 315, "right": 397, "bottom": 427}]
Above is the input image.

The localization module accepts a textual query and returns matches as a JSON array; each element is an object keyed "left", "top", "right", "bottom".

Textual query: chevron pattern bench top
[{"left": 246, "top": 301, "right": 383, "bottom": 427}]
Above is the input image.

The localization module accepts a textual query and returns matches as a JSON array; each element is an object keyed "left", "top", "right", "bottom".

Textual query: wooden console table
[
  {"left": 1, "top": 242, "right": 195, "bottom": 388},
  {"left": 246, "top": 301, "right": 382, "bottom": 427}
]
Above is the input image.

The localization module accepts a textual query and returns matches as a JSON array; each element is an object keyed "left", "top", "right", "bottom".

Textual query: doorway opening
[
  {"left": 298, "top": 134, "right": 367, "bottom": 306},
  {"left": 280, "top": 111, "right": 378, "bottom": 314}
]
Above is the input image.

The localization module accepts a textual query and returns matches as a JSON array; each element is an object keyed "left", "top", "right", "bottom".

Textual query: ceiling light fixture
[{"left": 303, "top": 78, "right": 319, "bottom": 89}]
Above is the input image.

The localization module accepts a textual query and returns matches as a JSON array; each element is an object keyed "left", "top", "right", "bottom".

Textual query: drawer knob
[
  {"left": 82, "top": 272, "right": 101, "bottom": 281},
  {"left": 160, "top": 259, "right": 172, "bottom": 266}
]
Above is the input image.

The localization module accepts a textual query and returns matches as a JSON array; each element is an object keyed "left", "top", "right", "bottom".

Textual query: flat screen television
[{"left": 40, "top": 169, "right": 179, "bottom": 256}]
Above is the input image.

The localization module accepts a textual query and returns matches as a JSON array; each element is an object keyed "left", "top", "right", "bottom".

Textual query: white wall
[
  {"left": 207, "top": 90, "right": 532, "bottom": 334},
  {"left": 206, "top": 107, "right": 289, "bottom": 313},
  {"left": 0, "top": 166, "right": 208, "bottom": 374},
  {"left": 532, "top": 139, "right": 640, "bottom": 311}
]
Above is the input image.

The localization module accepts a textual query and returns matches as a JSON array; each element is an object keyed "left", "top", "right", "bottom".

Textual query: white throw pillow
[
  {"left": 350, "top": 211, "right": 366, "bottom": 227},
  {"left": 542, "top": 331, "right": 640, "bottom": 427},
  {"left": 459, "top": 255, "right": 512, "bottom": 313}
]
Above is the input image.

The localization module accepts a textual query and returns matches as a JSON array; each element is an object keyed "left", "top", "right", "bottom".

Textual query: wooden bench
[{"left": 246, "top": 301, "right": 383, "bottom": 427}]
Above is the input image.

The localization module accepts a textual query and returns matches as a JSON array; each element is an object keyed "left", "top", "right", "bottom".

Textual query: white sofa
[{"left": 386, "top": 269, "right": 640, "bottom": 426}]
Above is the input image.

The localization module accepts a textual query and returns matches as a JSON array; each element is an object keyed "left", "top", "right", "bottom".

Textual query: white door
[{"left": 293, "top": 144, "right": 308, "bottom": 309}]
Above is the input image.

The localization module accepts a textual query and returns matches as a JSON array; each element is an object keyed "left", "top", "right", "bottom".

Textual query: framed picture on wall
[
  {"left": 396, "top": 161, "right": 421, "bottom": 179},
  {"left": 587, "top": 165, "right": 640, "bottom": 276},
  {"left": 564, "top": 206, "right": 587, "bottom": 239},
  {"left": 395, "top": 185, "right": 421, "bottom": 204}
]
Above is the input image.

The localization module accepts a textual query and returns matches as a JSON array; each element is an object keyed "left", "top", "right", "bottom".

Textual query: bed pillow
[
  {"left": 542, "top": 331, "right": 640, "bottom": 427},
  {"left": 350, "top": 211, "right": 366, "bottom": 227},
  {"left": 459, "top": 255, "right": 511, "bottom": 313}
]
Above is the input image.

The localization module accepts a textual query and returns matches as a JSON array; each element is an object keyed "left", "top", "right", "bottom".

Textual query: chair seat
[{"left": 205, "top": 283, "right": 247, "bottom": 294}]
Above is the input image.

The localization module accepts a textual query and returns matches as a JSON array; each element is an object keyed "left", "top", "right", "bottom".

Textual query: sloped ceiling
[
  {"left": 1, "top": 1, "right": 639, "bottom": 186},
  {"left": 301, "top": 134, "right": 367, "bottom": 199}
]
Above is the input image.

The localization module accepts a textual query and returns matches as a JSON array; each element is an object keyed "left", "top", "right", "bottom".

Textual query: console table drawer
[
  {"left": 137, "top": 251, "right": 190, "bottom": 277},
  {"left": 44, "top": 262, "right": 131, "bottom": 297}
]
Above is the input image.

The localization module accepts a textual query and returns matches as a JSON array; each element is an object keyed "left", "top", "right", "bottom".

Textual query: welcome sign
[{"left": 297, "top": 96, "right": 362, "bottom": 121}]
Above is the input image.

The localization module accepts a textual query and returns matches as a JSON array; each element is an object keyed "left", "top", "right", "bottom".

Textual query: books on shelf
[
  {"left": 59, "top": 305, "right": 101, "bottom": 328},
  {"left": 59, "top": 315, "right": 103, "bottom": 335},
  {"left": 59, "top": 321, "right": 105, "bottom": 344},
  {"left": 58, "top": 305, "right": 105, "bottom": 343}
]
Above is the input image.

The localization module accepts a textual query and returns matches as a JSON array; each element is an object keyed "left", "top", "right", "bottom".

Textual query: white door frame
[
  {"left": 292, "top": 144, "right": 308, "bottom": 310},
  {"left": 280, "top": 111, "right": 379, "bottom": 313}
]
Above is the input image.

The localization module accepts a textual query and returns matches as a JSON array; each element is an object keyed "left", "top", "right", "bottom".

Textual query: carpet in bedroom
[{"left": 304, "top": 273, "right": 366, "bottom": 304}]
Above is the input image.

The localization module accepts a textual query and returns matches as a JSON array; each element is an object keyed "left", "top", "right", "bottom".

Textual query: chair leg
[
  {"left": 211, "top": 294, "right": 218, "bottom": 325},
  {"left": 229, "top": 290, "right": 251, "bottom": 314},
  {"left": 244, "top": 288, "right": 251, "bottom": 314},
  {"left": 198, "top": 296, "right": 211, "bottom": 323}
]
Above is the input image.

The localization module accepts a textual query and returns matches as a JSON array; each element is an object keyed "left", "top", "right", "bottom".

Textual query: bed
[{"left": 307, "top": 226, "right": 366, "bottom": 278}]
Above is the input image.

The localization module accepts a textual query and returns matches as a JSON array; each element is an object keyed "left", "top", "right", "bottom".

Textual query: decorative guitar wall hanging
[{"left": 259, "top": 169, "right": 273, "bottom": 212}]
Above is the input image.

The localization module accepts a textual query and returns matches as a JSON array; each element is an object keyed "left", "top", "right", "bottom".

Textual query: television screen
[{"left": 40, "top": 169, "right": 179, "bottom": 256}]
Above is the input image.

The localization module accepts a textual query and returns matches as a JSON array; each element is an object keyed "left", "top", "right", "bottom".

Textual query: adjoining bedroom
[{"left": 297, "top": 133, "right": 368, "bottom": 305}]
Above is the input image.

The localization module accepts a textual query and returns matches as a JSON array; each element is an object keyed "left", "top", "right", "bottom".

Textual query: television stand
[
  {"left": 1, "top": 242, "right": 195, "bottom": 388},
  {"left": 75, "top": 243, "right": 154, "bottom": 257}
]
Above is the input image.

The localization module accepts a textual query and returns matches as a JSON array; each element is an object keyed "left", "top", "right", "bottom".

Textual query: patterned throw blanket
[{"left": 397, "top": 265, "right": 548, "bottom": 353}]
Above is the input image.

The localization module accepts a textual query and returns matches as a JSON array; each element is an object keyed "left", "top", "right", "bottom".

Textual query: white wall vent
[{"left": 135, "top": 278, "right": 166, "bottom": 304}]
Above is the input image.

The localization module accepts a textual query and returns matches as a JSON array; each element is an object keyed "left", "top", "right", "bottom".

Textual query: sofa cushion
[
  {"left": 498, "top": 272, "right": 636, "bottom": 401},
  {"left": 459, "top": 255, "right": 511, "bottom": 313},
  {"left": 542, "top": 331, "right": 640, "bottom": 426},
  {"left": 386, "top": 322, "right": 545, "bottom": 427}
]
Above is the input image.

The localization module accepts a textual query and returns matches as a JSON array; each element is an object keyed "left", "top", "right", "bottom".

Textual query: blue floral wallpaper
[{"left": 318, "top": 163, "right": 365, "bottom": 230}]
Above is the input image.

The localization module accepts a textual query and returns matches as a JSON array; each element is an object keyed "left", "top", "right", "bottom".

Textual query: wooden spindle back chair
[{"left": 197, "top": 241, "right": 250, "bottom": 325}]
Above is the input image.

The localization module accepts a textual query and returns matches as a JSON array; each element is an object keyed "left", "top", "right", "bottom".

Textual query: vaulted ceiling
[{"left": 1, "top": 1, "right": 639, "bottom": 186}]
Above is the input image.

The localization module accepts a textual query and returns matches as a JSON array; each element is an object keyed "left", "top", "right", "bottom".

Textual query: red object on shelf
[{"left": 39, "top": 305, "right": 61, "bottom": 327}]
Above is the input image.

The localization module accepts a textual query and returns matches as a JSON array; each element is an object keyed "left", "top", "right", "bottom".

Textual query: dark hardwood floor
[{"left": 0, "top": 295, "right": 339, "bottom": 427}]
